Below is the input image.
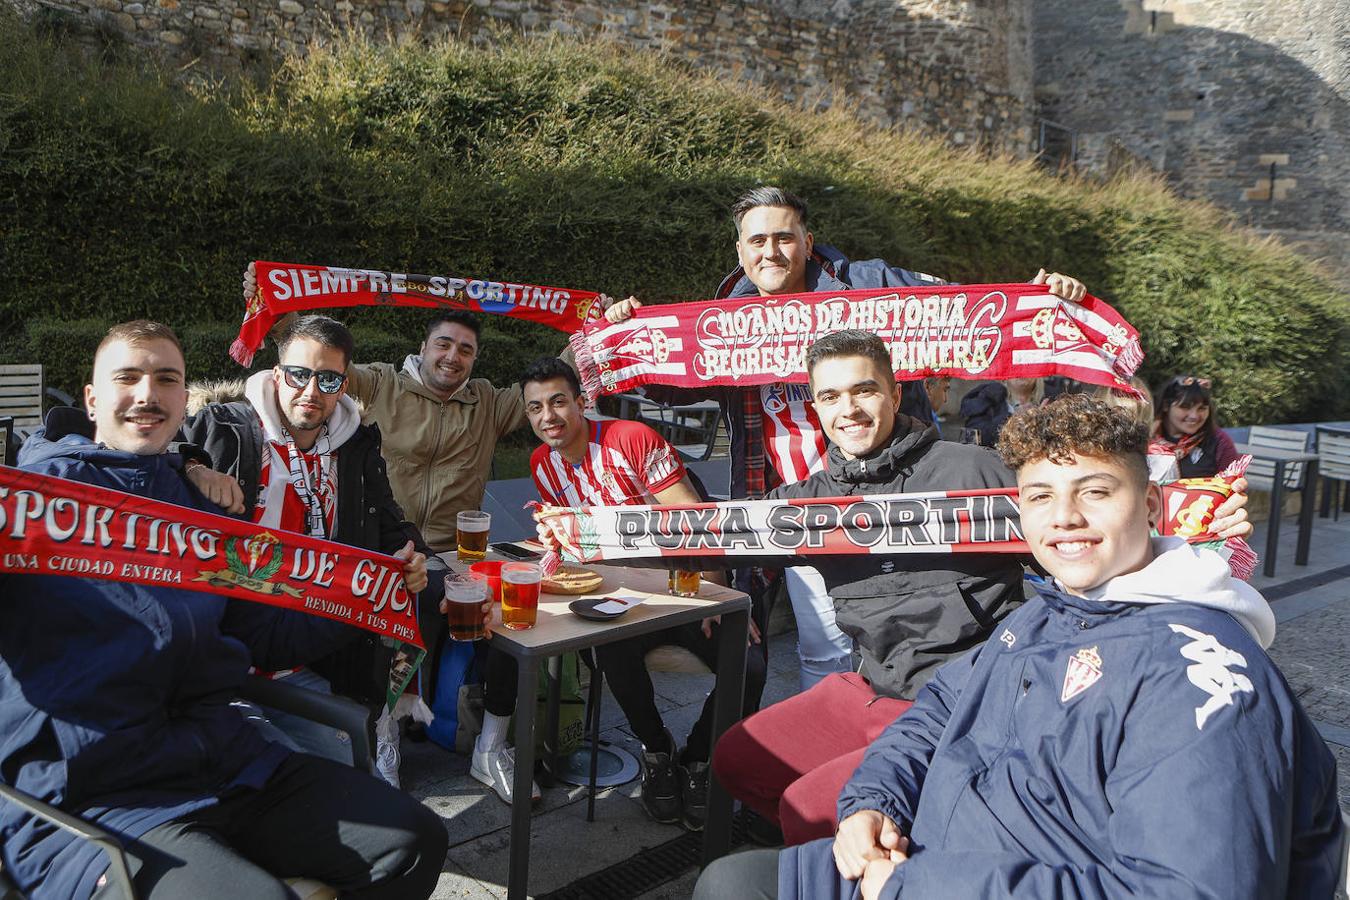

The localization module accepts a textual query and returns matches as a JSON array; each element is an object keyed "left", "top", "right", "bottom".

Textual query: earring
[{"left": 87, "top": 409, "right": 96, "bottom": 420}]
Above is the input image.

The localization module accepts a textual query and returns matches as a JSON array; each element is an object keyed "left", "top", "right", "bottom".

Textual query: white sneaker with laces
[
  {"left": 375, "top": 736, "right": 401, "bottom": 789},
  {"left": 471, "top": 745, "right": 541, "bottom": 804}
]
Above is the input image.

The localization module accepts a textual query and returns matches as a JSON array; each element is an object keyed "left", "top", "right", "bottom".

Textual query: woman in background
[{"left": 1149, "top": 375, "right": 1238, "bottom": 478}]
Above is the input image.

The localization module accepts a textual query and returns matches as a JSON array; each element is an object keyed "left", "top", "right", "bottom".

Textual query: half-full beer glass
[
  {"left": 668, "top": 569, "right": 701, "bottom": 597},
  {"left": 501, "top": 562, "right": 542, "bottom": 630},
  {"left": 456, "top": 510, "right": 491, "bottom": 561},
  {"left": 445, "top": 574, "right": 487, "bottom": 641}
]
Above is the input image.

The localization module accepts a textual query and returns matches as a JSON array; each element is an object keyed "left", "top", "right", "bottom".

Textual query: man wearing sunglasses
[{"left": 180, "top": 314, "right": 451, "bottom": 787}]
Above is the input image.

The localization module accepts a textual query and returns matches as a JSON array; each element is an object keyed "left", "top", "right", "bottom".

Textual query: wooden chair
[
  {"left": 0, "top": 365, "right": 76, "bottom": 458},
  {"left": 1315, "top": 426, "right": 1350, "bottom": 521}
]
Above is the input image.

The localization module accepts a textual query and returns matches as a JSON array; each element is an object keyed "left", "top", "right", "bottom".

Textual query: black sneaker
[
  {"left": 638, "top": 731, "right": 682, "bottom": 825},
  {"left": 679, "top": 760, "right": 709, "bottom": 832}
]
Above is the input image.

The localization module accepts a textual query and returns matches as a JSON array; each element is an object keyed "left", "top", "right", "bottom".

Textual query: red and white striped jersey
[
  {"left": 531, "top": 419, "right": 687, "bottom": 507},
  {"left": 760, "top": 382, "right": 827, "bottom": 485}
]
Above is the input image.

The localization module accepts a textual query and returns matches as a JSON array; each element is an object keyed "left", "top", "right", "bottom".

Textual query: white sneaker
[
  {"left": 375, "top": 736, "right": 401, "bottom": 789},
  {"left": 471, "top": 745, "right": 541, "bottom": 804}
]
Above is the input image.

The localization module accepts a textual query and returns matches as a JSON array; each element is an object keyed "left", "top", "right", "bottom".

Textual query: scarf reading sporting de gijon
[
  {"left": 569, "top": 282, "right": 1146, "bottom": 400},
  {"left": 0, "top": 467, "right": 424, "bottom": 648},
  {"left": 533, "top": 472, "right": 1255, "bottom": 577},
  {"left": 231, "top": 260, "right": 605, "bottom": 366}
]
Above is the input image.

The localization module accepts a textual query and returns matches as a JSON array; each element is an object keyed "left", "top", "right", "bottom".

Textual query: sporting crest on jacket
[{"left": 1061, "top": 645, "right": 1103, "bottom": 702}]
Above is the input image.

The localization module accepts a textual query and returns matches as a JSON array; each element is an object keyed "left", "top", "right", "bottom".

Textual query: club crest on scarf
[{"left": 1061, "top": 646, "right": 1104, "bottom": 703}]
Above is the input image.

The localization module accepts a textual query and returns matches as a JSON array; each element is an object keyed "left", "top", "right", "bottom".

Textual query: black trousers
[
  {"left": 595, "top": 617, "right": 768, "bottom": 762},
  {"left": 94, "top": 753, "right": 447, "bottom": 900}
]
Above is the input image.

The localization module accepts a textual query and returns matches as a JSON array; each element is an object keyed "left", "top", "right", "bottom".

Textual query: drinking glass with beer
[
  {"left": 668, "top": 568, "right": 701, "bottom": 598},
  {"left": 501, "top": 562, "right": 542, "bottom": 630},
  {"left": 445, "top": 574, "right": 487, "bottom": 641},
  {"left": 456, "top": 510, "right": 491, "bottom": 561}
]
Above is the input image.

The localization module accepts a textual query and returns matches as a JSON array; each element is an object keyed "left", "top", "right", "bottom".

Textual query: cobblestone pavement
[{"left": 412, "top": 510, "right": 1350, "bottom": 897}]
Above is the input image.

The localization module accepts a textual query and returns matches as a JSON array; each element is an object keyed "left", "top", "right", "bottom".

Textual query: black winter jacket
[
  {"left": 180, "top": 401, "right": 448, "bottom": 706},
  {"left": 766, "top": 416, "right": 1025, "bottom": 699}
]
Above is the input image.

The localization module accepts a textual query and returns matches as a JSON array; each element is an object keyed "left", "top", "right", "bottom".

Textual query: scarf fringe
[
  {"left": 569, "top": 329, "right": 603, "bottom": 403},
  {"left": 1115, "top": 337, "right": 1144, "bottom": 379},
  {"left": 229, "top": 337, "right": 255, "bottom": 367}
]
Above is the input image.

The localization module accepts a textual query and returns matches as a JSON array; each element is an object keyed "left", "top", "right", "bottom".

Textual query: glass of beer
[
  {"left": 445, "top": 574, "right": 487, "bottom": 642},
  {"left": 668, "top": 568, "right": 701, "bottom": 598},
  {"left": 501, "top": 562, "right": 542, "bottom": 630},
  {"left": 456, "top": 510, "right": 491, "bottom": 562}
]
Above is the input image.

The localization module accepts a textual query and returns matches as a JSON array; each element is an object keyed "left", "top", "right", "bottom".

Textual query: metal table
[
  {"left": 440, "top": 553, "right": 750, "bottom": 900},
  {"left": 1234, "top": 443, "right": 1320, "bottom": 577}
]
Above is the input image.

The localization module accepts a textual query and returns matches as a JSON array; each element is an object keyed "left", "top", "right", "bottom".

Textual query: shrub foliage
[{"left": 1, "top": 15, "right": 1346, "bottom": 423}]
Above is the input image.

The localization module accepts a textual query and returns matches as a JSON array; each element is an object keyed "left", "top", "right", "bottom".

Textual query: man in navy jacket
[
  {"left": 0, "top": 321, "right": 448, "bottom": 900},
  {"left": 694, "top": 394, "right": 1342, "bottom": 899}
]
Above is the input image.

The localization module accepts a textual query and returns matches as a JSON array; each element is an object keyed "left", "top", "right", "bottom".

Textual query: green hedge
[{"left": 2, "top": 15, "right": 1347, "bottom": 423}]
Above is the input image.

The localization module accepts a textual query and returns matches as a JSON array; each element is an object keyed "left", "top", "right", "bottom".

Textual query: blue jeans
[{"left": 783, "top": 567, "right": 853, "bottom": 692}]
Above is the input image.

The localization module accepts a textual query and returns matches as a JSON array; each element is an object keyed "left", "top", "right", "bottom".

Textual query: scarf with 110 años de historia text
[
  {"left": 569, "top": 283, "right": 1144, "bottom": 401},
  {"left": 0, "top": 466, "right": 429, "bottom": 701},
  {"left": 232, "top": 260, "right": 605, "bottom": 366},
  {"left": 533, "top": 471, "right": 1255, "bottom": 577}
]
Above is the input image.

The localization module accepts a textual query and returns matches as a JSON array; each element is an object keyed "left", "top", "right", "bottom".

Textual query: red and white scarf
[
  {"left": 232, "top": 261, "right": 605, "bottom": 366},
  {"left": 0, "top": 467, "right": 423, "bottom": 648},
  {"left": 569, "top": 283, "right": 1144, "bottom": 400}
]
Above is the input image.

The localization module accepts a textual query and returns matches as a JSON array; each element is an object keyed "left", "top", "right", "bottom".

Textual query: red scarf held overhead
[
  {"left": 569, "top": 283, "right": 1144, "bottom": 400},
  {"left": 231, "top": 261, "right": 605, "bottom": 366},
  {"left": 0, "top": 467, "right": 424, "bottom": 650}
]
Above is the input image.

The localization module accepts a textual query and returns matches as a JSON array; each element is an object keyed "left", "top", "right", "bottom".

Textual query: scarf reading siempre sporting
[
  {"left": 0, "top": 467, "right": 424, "bottom": 649},
  {"left": 231, "top": 261, "right": 604, "bottom": 366},
  {"left": 569, "top": 283, "right": 1144, "bottom": 400},
  {"left": 534, "top": 474, "right": 1254, "bottom": 575}
]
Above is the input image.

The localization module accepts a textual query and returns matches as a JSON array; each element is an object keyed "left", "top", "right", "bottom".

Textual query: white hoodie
[
  {"left": 1080, "top": 536, "right": 1276, "bottom": 649},
  {"left": 243, "top": 370, "right": 362, "bottom": 531}
]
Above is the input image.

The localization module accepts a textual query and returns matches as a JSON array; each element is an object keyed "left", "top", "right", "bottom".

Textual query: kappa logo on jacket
[
  {"left": 1060, "top": 646, "right": 1103, "bottom": 702},
  {"left": 1168, "top": 623, "right": 1254, "bottom": 730}
]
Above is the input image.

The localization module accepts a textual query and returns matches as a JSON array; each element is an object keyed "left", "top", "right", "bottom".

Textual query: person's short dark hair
[
  {"left": 425, "top": 310, "right": 481, "bottom": 342},
  {"left": 520, "top": 356, "right": 581, "bottom": 398},
  {"left": 1154, "top": 375, "right": 1218, "bottom": 440},
  {"left": 276, "top": 314, "right": 355, "bottom": 368},
  {"left": 96, "top": 320, "right": 183, "bottom": 363},
  {"left": 731, "top": 187, "right": 809, "bottom": 232},
  {"left": 998, "top": 393, "right": 1149, "bottom": 486},
  {"left": 805, "top": 329, "right": 894, "bottom": 381}
]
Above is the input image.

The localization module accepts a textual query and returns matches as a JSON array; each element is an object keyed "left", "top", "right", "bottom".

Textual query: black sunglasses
[{"left": 279, "top": 365, "right": 347, "bottom": 394}]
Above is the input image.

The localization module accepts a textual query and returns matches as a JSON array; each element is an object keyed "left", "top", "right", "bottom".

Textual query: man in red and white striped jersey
[{"left": 516, "top": 356, "right": 766, "bottom": 832}]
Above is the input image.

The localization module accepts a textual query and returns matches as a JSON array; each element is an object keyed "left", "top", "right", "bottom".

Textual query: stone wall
[
  {"left": 15, "top": 0, "right": 1038, "bottom": 156},
  {"left": 1034, "top": 0, "right": 1350, "bottom": 278}
]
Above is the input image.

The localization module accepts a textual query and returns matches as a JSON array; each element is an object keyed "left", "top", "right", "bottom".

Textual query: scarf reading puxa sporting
[
  {"left": 534, "top": 473, "right": 1255, "bottom": 577},
  {"left": 569, "top": 283, "right": 1144, "bottom": 399},
  {"left": 231, "top": 261, "right": 604, "bottom": 366}
]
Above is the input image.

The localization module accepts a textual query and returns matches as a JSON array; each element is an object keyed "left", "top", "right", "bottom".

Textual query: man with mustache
[
  {"left": 1, "top": 320, "right": 448, "bottom": 900},
  {"left": 180, "top": 314, "right": 449, "bottom": 787}
]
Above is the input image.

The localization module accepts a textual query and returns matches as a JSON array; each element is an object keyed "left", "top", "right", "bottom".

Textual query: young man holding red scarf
[
  {"left": 1, "top": 321, "right": 448, "bottom": 900},
  {"left": 179, "top": 314, "right": 447, "bottom": 788}
]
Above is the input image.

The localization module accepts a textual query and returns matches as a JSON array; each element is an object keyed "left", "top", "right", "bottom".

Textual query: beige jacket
[{"left": 346, "top": 359, "right": 525, "bottom": 551}]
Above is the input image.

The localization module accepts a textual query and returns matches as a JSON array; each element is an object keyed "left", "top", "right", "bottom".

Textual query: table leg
[
  {"left": 1320, "top": 475, "right": 1332, "bottom": 519},
  {"left": 586, "top": 666, "right": 603, "bottom": 823},
  {"left": 1296, "top": 460, "right": 1318, "bottom": 566},
  {"left": 1264, "top": 462, "right": 1285, "bottom": 578},
  {"left": 508, "top": 655, "right": 539, "bottom": 900},
  {"left": 541, "top": 655, "right": 562, "bottom": 786},
  {"left": 701, "top": 607, "right": 748, "bottom": 868}
]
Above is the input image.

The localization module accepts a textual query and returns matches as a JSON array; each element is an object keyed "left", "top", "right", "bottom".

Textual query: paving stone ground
[{"left": 410, "top": 508, "right": 1350, "bottom": 898}]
